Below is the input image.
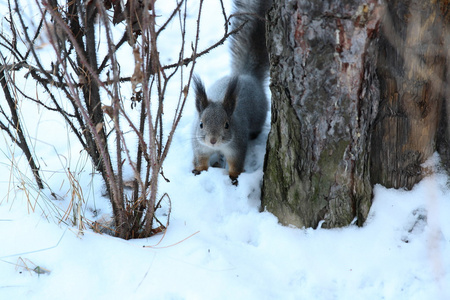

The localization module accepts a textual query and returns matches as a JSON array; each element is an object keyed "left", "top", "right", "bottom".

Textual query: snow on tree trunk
[
  {"left": 371, "top": 0, "right": 449, "bottom": 189},
  {"left": 262, "top": 0, "right": 382, "bottom": 228}
]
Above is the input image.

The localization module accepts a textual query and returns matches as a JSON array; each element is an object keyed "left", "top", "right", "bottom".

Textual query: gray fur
[
  {"left": 230, "top": 0, "right": 271, "bottom": 81},
  {"left": 192, "top": 0, "right": 271, "bottom": 184}
]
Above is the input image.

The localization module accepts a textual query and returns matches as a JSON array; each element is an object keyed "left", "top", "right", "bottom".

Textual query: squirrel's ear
[
  {"left": 223, "top": 77, "right": 239, "bottom": 117},
  {"left": 193, "top": 75, "right": 209, "bottom": 113}
]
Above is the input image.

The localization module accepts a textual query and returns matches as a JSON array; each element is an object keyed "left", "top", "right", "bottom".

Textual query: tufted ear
[
  {"left": 193, "top": 75, "right": 209, "bottom": 113},
  {"left": 223, "top": 77, "right": 239, "bottom": 117}
]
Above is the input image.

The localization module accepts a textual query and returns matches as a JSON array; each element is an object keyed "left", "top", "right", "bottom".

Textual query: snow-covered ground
[{"left": 1, "top": 1, "right": 449, "bottom": 299}]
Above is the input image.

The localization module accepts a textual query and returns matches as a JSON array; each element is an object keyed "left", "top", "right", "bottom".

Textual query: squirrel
[{"left": 192, "top": 0, "right": 271, "bottom": 185}]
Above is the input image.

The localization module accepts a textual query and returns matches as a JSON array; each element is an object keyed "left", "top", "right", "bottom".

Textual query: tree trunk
[
  {"left": 262, "top": 0, "right": 382, "bottom": 228},
  {"left": 262, "top": 0, "right": 449, "bottom": 229},
  {"left": 371, "top": 0, "right": 448, "bottom": 189}
]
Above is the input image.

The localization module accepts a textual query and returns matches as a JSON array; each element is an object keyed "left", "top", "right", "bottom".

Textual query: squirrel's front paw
[
  {"left": 192, "top": 169, "right": 202, "bottom": 176},
  {"left": 230, "top": 176, "right": 239, "bottom": 186}
]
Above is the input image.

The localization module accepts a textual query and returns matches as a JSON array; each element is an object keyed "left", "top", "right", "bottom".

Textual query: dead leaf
[{"left": 96, "top": 123, "right": 103, "bottom": 133}]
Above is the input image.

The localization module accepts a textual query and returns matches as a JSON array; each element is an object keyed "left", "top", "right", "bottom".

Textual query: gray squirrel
[{"left": 192, "top": 0, "right": 271, "bottom": 185}]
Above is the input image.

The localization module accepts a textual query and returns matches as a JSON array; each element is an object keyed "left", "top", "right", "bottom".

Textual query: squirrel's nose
[{"left": 210, "top": 138, "right": 217, "bottom": 145}]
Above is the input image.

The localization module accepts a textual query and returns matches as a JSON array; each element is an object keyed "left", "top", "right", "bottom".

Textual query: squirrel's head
[{"left": 193, "top": 76, "right": 239, "bottom": 147}]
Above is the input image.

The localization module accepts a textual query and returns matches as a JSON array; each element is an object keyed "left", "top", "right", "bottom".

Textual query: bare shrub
[{"left": 0, "top": 0, "right": 240, "bottom": 239}]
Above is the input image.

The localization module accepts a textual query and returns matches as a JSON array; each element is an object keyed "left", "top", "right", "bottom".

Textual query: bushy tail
[{"left": 230, "top": 0, "right": 272, "bottom": 82}]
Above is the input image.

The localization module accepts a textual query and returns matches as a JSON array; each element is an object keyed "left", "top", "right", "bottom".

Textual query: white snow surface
[{"left": 1, "top": 1, "right": 449, "bottom": 299}]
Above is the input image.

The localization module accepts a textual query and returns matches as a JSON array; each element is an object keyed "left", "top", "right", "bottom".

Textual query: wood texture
[{"left": 371, "top": 0, "right": 448, "bottom": 189}]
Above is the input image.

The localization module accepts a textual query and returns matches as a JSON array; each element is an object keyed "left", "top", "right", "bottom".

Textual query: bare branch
[{"left": 0, "top": 52, "right": 44, "bottom": 189}]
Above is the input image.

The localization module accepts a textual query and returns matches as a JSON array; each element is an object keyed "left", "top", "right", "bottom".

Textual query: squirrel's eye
[
  {"left": 199, "top": 122, "right": 203, "bottom": 129},
  {"left": 224, "top": 122, "right": 229, "bottom": 129}
]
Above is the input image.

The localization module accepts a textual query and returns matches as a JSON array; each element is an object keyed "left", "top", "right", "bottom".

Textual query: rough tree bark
[
  {"left": 262, "top": 0, "right": 449, "bottom": 229},
  {"left": 371, "top": 0, "right": 449, "bottom": 189},
  {"left": 262, "top": 0, "right": 382, "bottom": 228}
]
